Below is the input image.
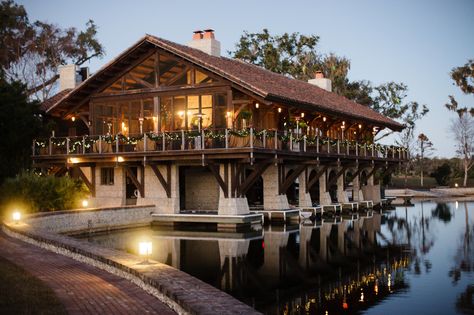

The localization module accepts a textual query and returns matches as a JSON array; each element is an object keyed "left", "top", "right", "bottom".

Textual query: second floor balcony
[{"left": 32, "top": 128, "right": 409, "bottom": 163}]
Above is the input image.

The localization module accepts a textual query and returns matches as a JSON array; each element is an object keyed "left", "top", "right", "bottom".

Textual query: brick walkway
[{"left": 0, "top": 232, "right": 176, "bottom": 315}]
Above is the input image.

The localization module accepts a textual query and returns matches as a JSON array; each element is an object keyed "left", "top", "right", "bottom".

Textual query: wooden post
[
  {"left": 181, "top": 130, "right": 185, "bottom": 150},
  {"left": 356, "top": 141, "right": 358, "bottom": 156},
  {"left": 303, "top": 135, "right": 307, "bottom": 152},
  {"left": 144, "top": 133, "right": 148, "bottom": 152},
  {"left": 250, "top": 128, "right": 254, "bottom": 148},
  {"left": 337, "top": 139, "right": 340, "bottom": 155},
  {"left": 371, "top": 144, "right": 374, "bottom": 157},
  {"left": 225, "top": 129, "right": 228, "bottom": 149},
  {"left": 263, "top": 130, "right": 266, "bottom": 148},
  {"left": 32, "top": 140, "right": 35, "bottom": 156},
  {"left": 115, "top": 135, "right": 119, "bottom": 153},
  {"left": 316, "top": 136, "right": 320, "bottom": 153},
  {"left": 162, "top": 132, "right": 166, "bottom": 151},
  {"left": 201, "top": 129, "right": 205, "bottom": 149},
  {"left": 275, "top": 130, "right": 278, "bottom": 149},
  {"left": 327, "top": 139, "right": 330, "bottom": 154},
  {"left": 98, "top": 136, "right": 102, "bottom": 154},
  {"left": 82, "top": 136, "right": 86, "bottom": 154},
  {"left": 66, "top": 138, "right": 70, "bottom": 155},
  {"left": 290, "top": 133, "right": 293, "bottom": 151},
  {"left": 49, "top": 137, "right": 52, "bottom": 156}
]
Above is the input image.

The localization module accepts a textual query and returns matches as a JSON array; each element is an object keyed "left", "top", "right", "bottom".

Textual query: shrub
[
  {"left": 431, "top": 163, "right": 452, "bottom": 186},
  {"left": 0, "top": 172, "right": 89, "bottom": 218}
]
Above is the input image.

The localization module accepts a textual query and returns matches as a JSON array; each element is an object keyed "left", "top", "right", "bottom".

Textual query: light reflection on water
[{"left": 79, "top": 201, "right": 474, "bottom": 314}]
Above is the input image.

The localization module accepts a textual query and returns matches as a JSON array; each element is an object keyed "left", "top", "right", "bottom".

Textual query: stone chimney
[
  {"left": 58, "top": 65, "right": 89, "bottom": 91},
  {"left": 187, "top": 29, "right": 221, "bottom": 57},
  {"left": 308, "top": 70, "right": 332, "bottom": 92}
]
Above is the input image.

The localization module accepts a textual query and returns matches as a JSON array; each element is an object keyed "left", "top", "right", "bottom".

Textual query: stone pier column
[
  {"left": 298, "top": 172, "right": 312, "bottom": 207},
  {"left": 218, "top": 163, "right": 249, "bottom": 215},
  {"left": 361, "top": 168, "right": 381, "bottom": 204},
  {"left": 260, "top": 231, "right": 290, "bottom": 282},
  {"left": 336, "top": 169, "right": 347, "bottom": 203},
  {"left": 352, "top": 174, "right": 361, "bottom": 202},
  {"left": 319, "top": 170, "right": 332, "bottom": 205},
  {"left": 262, "top": 165, "right": 289, "bottom": 210},
  {"left": 138, "top": 164, "right": 180, "bottom": 214}
]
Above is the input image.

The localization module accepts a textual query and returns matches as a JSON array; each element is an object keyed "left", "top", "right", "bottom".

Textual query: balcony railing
[{"left": 32, "top": 128, "right": 409, "bottom": 160}]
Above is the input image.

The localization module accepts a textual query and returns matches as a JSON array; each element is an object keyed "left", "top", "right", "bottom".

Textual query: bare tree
[
  {"left": 449, "top": 112, "right": 474, "bottom": 187},
  {"left": 417, "top": 133, "right": 434, "bottom": 187}
]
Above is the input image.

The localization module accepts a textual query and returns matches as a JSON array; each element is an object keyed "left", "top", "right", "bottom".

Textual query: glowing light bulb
[
  {"left": 278, "top": 107, "right": 282, "bottom": 113},
  {"left": 323, "top": 117, "right": 327, "bottom": 122}
]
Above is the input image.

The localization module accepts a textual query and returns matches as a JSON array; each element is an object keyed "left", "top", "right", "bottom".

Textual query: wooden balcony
[{"left": 32, "top": 128, "right": 408, "bottom": 164}]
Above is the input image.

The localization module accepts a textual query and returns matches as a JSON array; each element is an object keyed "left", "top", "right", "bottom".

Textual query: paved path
[{"left": 0, "top": 232, "right": 176, "bottom": 315}]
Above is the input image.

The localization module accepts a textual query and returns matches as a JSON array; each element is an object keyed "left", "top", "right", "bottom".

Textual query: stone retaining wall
[
  {"left": 24, "top": 205, "right": 156, "bottom": 234},
  {"left": 3, "top": 207, "right": 259, "bottom": 315}
]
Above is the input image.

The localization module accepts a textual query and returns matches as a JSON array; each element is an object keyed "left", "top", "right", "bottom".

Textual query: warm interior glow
[
  {"left": 68, "top": 157, "right": 80, "bottom": 164},
  {"left": 178, "top": 111, "right": 185, "bottom": 118},
  {"left": 138, "top": 241, "right": 152, "bottom": 256},
  {"left": 82, "top": 200, "right": 89, "bottom": 208},
  {"left": 226, "top": 111, "right": 232, "bottom": 118},
  {"left": 117, "top": 156, "right": 125, "bottom": 163},
  {"left": 12, "top": 211, "right": 21, "bottom": 222}
]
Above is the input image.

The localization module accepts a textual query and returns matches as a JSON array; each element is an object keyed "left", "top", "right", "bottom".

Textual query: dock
[
  {"left": 253, "top": 209, "right": 301, "bottom": 224},
  {"left": 151, "top": 212, "right": 263, "bottom": 232}
]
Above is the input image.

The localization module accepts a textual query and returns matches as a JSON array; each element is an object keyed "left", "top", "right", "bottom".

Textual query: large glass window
[{"left": 160, "top": 97, "right": 172, "bottom": 132}]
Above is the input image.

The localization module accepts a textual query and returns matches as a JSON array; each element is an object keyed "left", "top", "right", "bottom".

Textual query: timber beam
[
  {"left": 208, "top": 163, "right": 228, "bottom": 198},
  {"left": 327, "top": 164, "right": 351, "bottom": 188},
  {"left": 279, "top": 164, "right": 307, "bottom": 195},
  {"left": 124, "top": 165, "right": 145, "bottom": 198},
  {"left": 306, "top": 166, "right": 329, "bottom": 192},
  {"left": 150, "top": 164, "right": 171, "bottom": 198},
  {"left": 238, "top": 162, "right": 271, "bottom": 197}
]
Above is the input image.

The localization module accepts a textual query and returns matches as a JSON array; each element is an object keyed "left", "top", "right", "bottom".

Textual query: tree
[
  {"left": 0, "top": 0, "right": 104, "bottom": 100},
  {"left": 431, "top": 163, "right": 451, "bottom": 186},
  {"left": 0, "top": 78, "right": 42, "bottom": 183},
  {"left": 417, "top": 133, "right": 434, "bottom": 187},
  {"left": 230, "top": 29, "right": 428, "bottom": 137},
  {"left": 446, "top": 59, "right": 474, "bottom": 187}
]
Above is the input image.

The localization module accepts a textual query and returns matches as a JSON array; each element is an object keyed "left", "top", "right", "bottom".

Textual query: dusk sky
[{"left": 18, "top": 0, "right": 474, "bottom": 157}]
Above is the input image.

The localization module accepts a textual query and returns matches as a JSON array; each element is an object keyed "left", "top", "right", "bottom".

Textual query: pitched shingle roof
[
  {"left": 40, "top": 88, "right": 71, "bottom": 112},
  {"left": 45, "top": 34, "right": 403, "bottom": 130}
]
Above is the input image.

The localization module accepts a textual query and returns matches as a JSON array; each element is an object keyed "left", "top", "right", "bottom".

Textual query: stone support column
[
  {"left": 218, "top": 163, "right": 249, "bottom": 215},
  {"left": 262, "top": 165, "right": 289, "bottom": 210},
  {"left": 319, "top": 170, "right": 332, "bottom": 205},
  {"left": 352, "top": 174, "right": 361, "bottom": 202},
  {"left": 298, "top": 172, "right": 312, "bottom": 207},
  {"left": 361, "top": 168, "right": 381, "bottom": 204},
  {"left": 336, "top": 169, "right": 347, "bottom": 203}
]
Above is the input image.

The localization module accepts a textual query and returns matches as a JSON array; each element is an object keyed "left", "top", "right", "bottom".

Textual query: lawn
[{"left": 0, "top": 256, "right": 67, "bottom": 315}]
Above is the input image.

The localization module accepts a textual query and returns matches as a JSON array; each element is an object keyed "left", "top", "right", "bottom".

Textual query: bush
[
  {"left": 0, "top": 172, "right": 89, "bottom": 218},
  {"left": 431, "top": 163, "right": 452, "bottom": 186}
]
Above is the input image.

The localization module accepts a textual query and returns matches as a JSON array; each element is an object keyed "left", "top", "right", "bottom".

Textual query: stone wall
[
  {"left": 184, "top": 167, "right": 219, "bottom": 210},
  {"left": 23, "top": 205, "right": 156, "bottom": 234},
  {"left": 92, "top": 166, "right": 125, "bottom": 207}
]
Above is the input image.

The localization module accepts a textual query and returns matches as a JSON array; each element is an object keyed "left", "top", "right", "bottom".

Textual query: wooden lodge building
[{"left": 35, "top": 30, "right": 407, "bottom": 218}]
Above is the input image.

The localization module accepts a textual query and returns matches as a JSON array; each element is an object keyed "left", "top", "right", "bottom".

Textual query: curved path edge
[{"left": 2, "top": 222, "right": 260, "bottom": 315}]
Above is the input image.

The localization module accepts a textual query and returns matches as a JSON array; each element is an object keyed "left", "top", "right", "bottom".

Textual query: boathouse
[{"left": 34, "top": 30, "right": 406, "bottom": 222}]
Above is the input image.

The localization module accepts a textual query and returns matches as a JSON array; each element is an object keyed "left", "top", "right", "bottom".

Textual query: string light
[
  {"left": 301, "top": 112, "right": 305, "bottom": 118},
  {"left": 323, "top": 117, "right": 327, "bottom": 122},
  {"left": 278, "top": 107, "right": 282, "bottom": 113}
]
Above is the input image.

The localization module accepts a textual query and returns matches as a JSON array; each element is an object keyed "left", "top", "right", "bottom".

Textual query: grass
[
  {"left": 0, "top": 256, "right": 67, "bottom": 315},
  {"left": 389, "top": 175, "right": 474, "bottom": 189}
]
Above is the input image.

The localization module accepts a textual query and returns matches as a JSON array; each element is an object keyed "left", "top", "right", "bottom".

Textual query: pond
[{"left": 78, "top": 201, "right": 474, "bottom": 314}]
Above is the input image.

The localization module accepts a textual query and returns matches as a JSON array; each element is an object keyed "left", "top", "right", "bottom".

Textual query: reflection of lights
[
  {"left": 456, "top": 201, "right": 459, "bottom": 209},
  {"left": 388, "top": 274, "right": 392, "bottom": 292},
  {"left": 359, "top": 289, "right": 364, "bottom": 302},
  {"left": 12, "top": 211, "right": 21, "bottom": 224},
  {"left": 342, "top": 302, "right": 348, "bottom": 309},
  {"left": 374, "top": 281, "right": 379, "bottom": 295}
]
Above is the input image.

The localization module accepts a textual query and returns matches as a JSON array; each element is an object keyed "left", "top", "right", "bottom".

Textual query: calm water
[{"left": 79, "top": 201, "right": 474, "bottom": 314}]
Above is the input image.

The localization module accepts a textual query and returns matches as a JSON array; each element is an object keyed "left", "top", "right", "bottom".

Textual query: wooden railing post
[
  {"left": 115, "top": 135, "right": 119, "bottom": 153},
  {"left": 82, "top": 136, "right": 86, "bottom": 154},
  {"left": 274, "top": 130, "right": 278, "bottom": 149},
  {"left": 337, "top": 139, "right": 340, "bottom": 155},
  {"left": 290, "top": 133, "right": 293, "bottom": 151},
  {"left": 66, "top": 138, "right": 70, "bottom": 155},
  {"left": 98, "top": 136, "right": 102, "bottom": 154},
  {"left": 327, "top": 139, "right": 330, "bottom": 154},
  {"left": 371, "top": 144, "right": 374, "bottom": 157},
  {"left": 144, "top": 133, "right": 148, "bottom": 152},
  {"left": 201, "top": 129, "right": 205, "bottom": 149},
  {"left": 49, "top": 137, "right": 52, "bottom": 156},
  {"left": 303, "top": 135, "right": 307, "bottom": 152},
  {"left": 316, "top": 136, "right": 320, "bottom": 153},
  {"left": 356, "top": 142, "right": 359, "bottom": 156},
  {"left": 250, "top": 128, "right": 254, "bottom": 148},
  {"left": 263, "top": 130, "right": 266, "bottom": 148},
  {"left": 32, "top": 140, "right": 35, "bottom": 156},
  {"left": 225, "top": 129, "right": 229, "bottom": 149},
  {"left": 162, "top": 132, "right": 166, "bottom": 151},
  {"left": 181, "top": 130, "right": 185, "bottom": 150}
]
